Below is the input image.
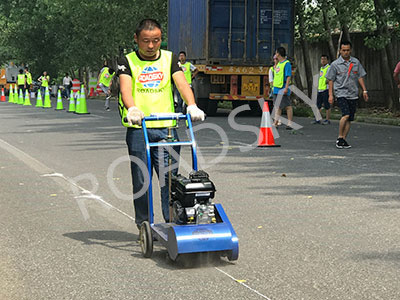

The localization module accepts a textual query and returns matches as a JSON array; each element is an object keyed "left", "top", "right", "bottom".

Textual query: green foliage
[{"left": 0, "top": 0, "right": 168, "bottom": 81}]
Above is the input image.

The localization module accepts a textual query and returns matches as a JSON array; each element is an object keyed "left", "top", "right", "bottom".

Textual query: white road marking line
[
  {"left": 215, "top": 267, "right": 273, "bottom": 300},
  {"left": 2, "top": 137, "right": 268, "bottom": 299},
  {"left": 42, "top": 172, "right": 135, "bottom": 221}
]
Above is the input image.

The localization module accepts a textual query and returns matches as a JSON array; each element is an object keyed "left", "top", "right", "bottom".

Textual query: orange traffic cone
[
  {"left": 1, "top": 88, "right": 5, "bottom": 102},
  {"left": 257, "top": 101, "right": 280, "bottom": 147}
]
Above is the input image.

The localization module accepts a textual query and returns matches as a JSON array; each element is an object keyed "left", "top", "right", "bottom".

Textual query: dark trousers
[{"left": 126, "top": 127, "right": 180, "bottom": 225}]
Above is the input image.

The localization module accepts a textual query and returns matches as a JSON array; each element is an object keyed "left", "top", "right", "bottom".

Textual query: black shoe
[
  {"left": 105, "top": 107, "right": 110, "bottom": 111},
  {"left": 285, "top": 125, "right": 293, "bottom": 130},
  {"left": 342, "top": 139, "right": 351, "bottom": 149},
  {"left": 336, "top": 138, "right": 344, "bottom": 149},
  {"left": 311, "top": 120, "right": 321, "bottom": 124}
]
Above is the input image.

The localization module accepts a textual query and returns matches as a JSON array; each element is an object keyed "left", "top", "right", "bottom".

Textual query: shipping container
[{"left": 168, "top": 0, "right": 294, "bottom": 115}]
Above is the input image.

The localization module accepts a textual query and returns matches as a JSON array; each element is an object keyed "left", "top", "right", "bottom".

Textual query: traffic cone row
[{"left": 1, "top": 85, "right": 90, "bottom": 115}]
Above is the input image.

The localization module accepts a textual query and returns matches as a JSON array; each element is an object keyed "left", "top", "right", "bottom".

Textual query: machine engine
[{"left": 171, "top": 170, "right": 216, "bottom": 224}]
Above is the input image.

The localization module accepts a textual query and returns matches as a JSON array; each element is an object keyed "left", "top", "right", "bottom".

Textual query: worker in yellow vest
[
  {"left": 97, "top": 65, "right": 115, "bottom": 111},
  {"left": 312, "top": 55, "right": 331, "bottom": 125},
  {"left": 174, "top": 51, "right": 198, "bottom": 113},
  {"left": 17, "top": 69, "right": 26, "bottom": 95},
  {"left": 118, "top": 19, "right": 205, "bottom": 228},
  {"left": 272, "top": 47, "right": 293, "bottom": 129},
  {"left": 38, "top": 71, "right": 50, "bottom": 97},
  {"left": 24, "top": 67, "right": 32, "bottom": 93}
]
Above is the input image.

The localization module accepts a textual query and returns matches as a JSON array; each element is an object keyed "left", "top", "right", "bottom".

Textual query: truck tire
[
  {"left": 196, "top": 97, "right": 209, "bottom": 112},
  {"left": 249, "top": 101, "right": 262, "bottom": 116},
  {"left": 206, "top": 100, "right": 218, "bottom": 116}
]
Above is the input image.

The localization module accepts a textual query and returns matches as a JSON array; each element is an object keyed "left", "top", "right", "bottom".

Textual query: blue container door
[
  {"left": 168, "top": 0, "right": 207, "bottom": 60},
  {"left": 209, "top": 0, "right": 293, "bottom": 64}
]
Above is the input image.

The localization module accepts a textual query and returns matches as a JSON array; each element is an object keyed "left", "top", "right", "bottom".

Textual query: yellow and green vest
[
  {"left": 17, "top": 74, "right": 25, "bottom": 85},
  {"left": 26, "top": 72, "right": 32, "bottom": 85},
  {"left": 41, "top": 75, "right": 50, "bottom": 87},
  {"left": 99, "top": 67, "right": 114, "bottom": 87},
  {"left": 273, "top": 60, "right": 289, "bottom": 89},
  {"left": 119, "top": 50, "right": 175, "bottom": 128},
  {"left": 180, "top": 62, "right": 192, "bottom": 84},
  {"left": 318, "top": 64, "right": 330, "bottom": 91}
]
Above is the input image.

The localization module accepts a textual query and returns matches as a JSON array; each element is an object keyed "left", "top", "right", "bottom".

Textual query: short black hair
[
  {"left": 135, "top": 19, "right": 162, "bottom": 37},
  {"left": 321, "top": 54, "right": 329, "bottom": 60},
  {"left": 179, "top": 51, "right": 186, "bottom": 56},
  {"left": 19, "top": 69, "right": 23, "bottom": 74},
  {"left": 24, "top": 67, "right": 28, "bottom": 70},
  {"left": 108, "top": 68, "right": 115, "bottom": 75},
  {"left": 340, "top": 40, "right": 352, "bottom": 48},
  {"left": 276, "top": 47, "right": 286, "bottom": 58}
]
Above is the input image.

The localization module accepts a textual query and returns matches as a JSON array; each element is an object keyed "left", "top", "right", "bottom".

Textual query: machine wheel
[{"left": 140, "top": 221, "right": 153, "bottom": 258}]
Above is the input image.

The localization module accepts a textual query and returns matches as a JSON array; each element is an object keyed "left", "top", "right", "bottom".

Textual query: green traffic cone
[
  {"left": 55, "top": 89, "right": 64, "bottom": 110},
  {"left": 13, "top": 85, "right": 18, "bottom": 103},
  {"left": 74, "top": 85, "right": 89, "bottom": 114},
  {"left": 9, "top": 85, "right": 14, "bottom": 103},
  {"left": 67, "top": 90, "right": 76, "bottom": 112},
  {"left": 18, "top": 89, "right": 24, "bottom": 105},
  {"left": 43, "top": 86, "right": 51, "bottom": 108},
  {"left": 36, "top": 89, "right": 43, "bottom": 107},
  {"left": 23, "top": 89, "right": 32, "bottom": 106}
]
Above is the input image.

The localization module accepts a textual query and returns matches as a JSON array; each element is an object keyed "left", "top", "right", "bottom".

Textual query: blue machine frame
[{"left": 141, "top": 114, "right": 239, "bottom": 261}]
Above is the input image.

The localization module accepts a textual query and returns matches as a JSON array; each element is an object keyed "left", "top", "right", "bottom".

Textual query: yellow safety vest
[
  {"left": 181, "top": 62, "right": 192, "bottom": 84},
  {"left": 273, "top": 60, "right": 289, "bottom": 89},
  {"left": 119, "top": 50, "right": 175, "bottom": 128},
  {"left": 26, "top": 72, "right": 32, "bottom": 85},
  {"left": 318, "top": 64, "right": 330, "bottom": 90},
  {"left": 99, "top": 67, "right": 114, "bottom": 87},
  {"left": 17, "top": 74, "right": 25, "bottom": 85},
  {"left": 41, "top": 75, "right": 50, "bottom": 87}
]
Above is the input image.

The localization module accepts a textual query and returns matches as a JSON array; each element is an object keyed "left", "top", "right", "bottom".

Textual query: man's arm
[
  {"left": 119, "top": 74, "right": 134, "bottom": 108},
  {"left": 172, "top": 71, "right": 196, "bottom": 106},
  {"left": 283, "top": 76, "right": 291, "bottom": 95},
  {"left": 358, "top": 77, "right": 368, "bottom": 102},
  {"left": 328, "top": 80, "right": 334, "bottom": 104}
]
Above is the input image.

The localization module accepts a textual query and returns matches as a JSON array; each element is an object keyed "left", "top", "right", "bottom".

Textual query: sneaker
[
  {"left": 336, "top": 138, "right": 344, "bottom": 149},
  {"left": 311, "top": 120, "right": 321, "bottom": 124},
  {"left": 322, "top": 120, "right": 331, "bottom": 125},
  {"left": 342, "top": 139, "right": 351, "bottom": 149},
  {"left": 285, "top": 125, "right": 293, "bottom": 130},
  {"left": 105, "top": 107, "right": 110, "bottom": 111}
]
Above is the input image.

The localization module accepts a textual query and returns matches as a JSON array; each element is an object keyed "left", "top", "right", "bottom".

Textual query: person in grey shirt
[{"left": 326, "top": 41, "right": 368, "bottom": 149}]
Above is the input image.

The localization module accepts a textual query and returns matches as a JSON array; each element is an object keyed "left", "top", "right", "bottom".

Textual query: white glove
[
  {"left": 127, "top": 106, "right": 144, "bottom": 126},
  {"left": 186, "top": 104, "right": 205, "bottom": 122}
]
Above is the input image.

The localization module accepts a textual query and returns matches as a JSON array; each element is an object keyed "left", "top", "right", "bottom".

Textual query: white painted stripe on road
[
  {"left": 42, "top": 172, "right": 135, "bottom": 222},
  {"left": 0, "top": 138, "right": 52, "bottom": 174},
  {"left": 0, "top": 138, "right": 135, "bottom": 222},
  {"left": 215, "top": 267, "right": 273, "bottom": 300}
]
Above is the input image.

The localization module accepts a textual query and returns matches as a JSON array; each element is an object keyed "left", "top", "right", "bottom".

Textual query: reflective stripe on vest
[
  {"left": 119, "top": 50, "right": 175, "bottom": 128},
  {"left": 181, "top": 62, "right": 192, "bottom": 84},
  {"left": 273, "top": 60, "right": 289, "bottom": 89},
  {"left": 99, "top": 67, "right": 114, "bottom": 87},
  {"left": 26, "top": 72, "right": 32, "bottom": 85},
  {"left": 17, "top": 74, "right": 25, "bottom": 85},
  {"left": 318, "top": 64, "right": 330, "bottom": 90},
  {"left": 41, "top": 75, "right": 49, "bottom": 87}
]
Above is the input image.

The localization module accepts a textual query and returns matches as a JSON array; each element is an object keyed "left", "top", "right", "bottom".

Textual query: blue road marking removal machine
[{"left": 139, "top": 114, "right": 238, "bottom": 262}]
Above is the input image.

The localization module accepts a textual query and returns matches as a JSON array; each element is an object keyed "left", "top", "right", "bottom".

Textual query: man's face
[
  {"left": 134, "top": 28, "right": 162, "bottom": 60},
  {"left": 340, "top": 45, "right": 351, "bottom": 60},
  {"left": 321, "top": 56, "right": 328, "bottom": 66},
  {"left": 179, "top": 53, "right": 186, "bottom": 63}
]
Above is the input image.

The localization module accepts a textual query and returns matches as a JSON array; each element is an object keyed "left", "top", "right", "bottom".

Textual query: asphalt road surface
[{"left": 1, "top": 97, "right": 400, "bottom": 300}]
